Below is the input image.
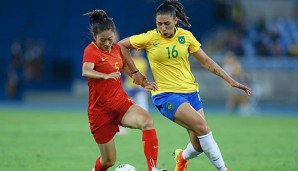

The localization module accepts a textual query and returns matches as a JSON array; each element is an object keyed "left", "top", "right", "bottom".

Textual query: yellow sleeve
[
  {"left": 130, "top": 30, "right": 153, "bottom": 50},
  {"left": 187, "top": 31, "right": 201, "bottom": 53}
]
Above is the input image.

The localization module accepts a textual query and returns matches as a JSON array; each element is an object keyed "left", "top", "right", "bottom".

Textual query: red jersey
[{"left": 83, "top": 42, "right": 129, "bottom": 115}]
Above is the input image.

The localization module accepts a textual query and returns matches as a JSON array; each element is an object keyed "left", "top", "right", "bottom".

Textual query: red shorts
[{"left": 88, "top": 98, "right": 134, "bottom": 144}]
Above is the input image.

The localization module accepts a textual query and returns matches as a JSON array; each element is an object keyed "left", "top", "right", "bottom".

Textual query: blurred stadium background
[{"left": 1, "top": 0, "right": 298, "bottom": 114}]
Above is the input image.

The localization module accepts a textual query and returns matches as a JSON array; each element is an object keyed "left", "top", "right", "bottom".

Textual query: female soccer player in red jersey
[
  {"left": 82, "top": 10, "right": 166, "bottom": 171},
  {"left": 119, "top": 1, "right": 251, "bottom": 171}
]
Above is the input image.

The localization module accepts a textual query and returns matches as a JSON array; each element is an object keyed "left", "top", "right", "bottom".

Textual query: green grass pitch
[{"left": 0, "top": 107, "right": 298, "bottom": 171}]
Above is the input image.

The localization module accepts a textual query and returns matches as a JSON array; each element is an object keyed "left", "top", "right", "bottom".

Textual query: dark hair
[
  {"left": 83, "top": 9, "right": 115, "bottom": 36},
  {"left": 156, "top": 0, "right": 191, "bottom": 27}
]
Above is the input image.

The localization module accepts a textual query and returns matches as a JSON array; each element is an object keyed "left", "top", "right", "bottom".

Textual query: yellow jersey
[{"left": 130, "top": 28, "right": 201, "bottom": 96}]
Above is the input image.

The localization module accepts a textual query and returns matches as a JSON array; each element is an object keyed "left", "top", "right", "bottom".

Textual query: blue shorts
[{"left": 152, "top": 91, "right": 203, "bottom": 121}]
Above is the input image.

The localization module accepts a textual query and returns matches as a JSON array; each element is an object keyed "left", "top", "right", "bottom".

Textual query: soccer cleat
[
  {"left": 174, "top": 149, "right": 188, "bottom": 171},
  {"left": 151, "top": 167, "right": 167, "bottom": 171}
]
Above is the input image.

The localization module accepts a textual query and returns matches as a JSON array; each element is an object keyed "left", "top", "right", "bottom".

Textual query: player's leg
[
  {"left": 121, "top": 104, "right": 154, "bottom": 130},
  {"left": 183, "top": 108, "right": 206, "bottom": 157},
  {"left": 174, "top": 119, "right": 205, "bottom": 171},
  {"left": 94, "top": 139, "right": 117, "bottom": 171},
  {"left": 173, "top": 104, "right": 205, "bottom": 171},
  {"left": 175, "top": 104, "right": 228, "bottom": 171},
  {"left": 152, "top": 93, "right": 202, "bottom": 171},
  {"left": 89, "top": 112, "right": 119, "bottom": 171},
  {"left": 121, "top": 104, "right": 162, "bottom": 171},
  {"left": 183, "top": 130, "right": 204, "bottom": 157}
]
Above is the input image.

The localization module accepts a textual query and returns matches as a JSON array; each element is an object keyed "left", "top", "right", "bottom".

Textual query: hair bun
[
  {"left": 92, "top": 10, "right": 108, "bottom": 19},
  {"left": 83, "top": 9, "right": 108, "bottom": 24}
]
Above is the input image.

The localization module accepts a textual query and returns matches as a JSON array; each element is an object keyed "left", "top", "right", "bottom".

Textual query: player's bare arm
[
  {"left": 119, "top": 38, "right": 147, "bottom": 85},
  {"left": 122, "top": 62, "right": 133, "bottom": 77},
  {"left": 192, "top": 48, "right": 251, "bottom": 96},
  {"left": 82, "top": 62, "right": 121, "bottom": 80}
]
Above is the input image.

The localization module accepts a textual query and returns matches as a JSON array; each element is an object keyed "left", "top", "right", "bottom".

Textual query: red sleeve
[{"left": 83, "top": 44, "right": 97, "bottom": 63}]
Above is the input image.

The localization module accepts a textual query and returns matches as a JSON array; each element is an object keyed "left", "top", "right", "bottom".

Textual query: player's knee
[
  {"left": 141, "top": 117, "right": 154, "bottom": 130},
  {"left": 194, "top": 122, "right": 210, "bottom": 135}
]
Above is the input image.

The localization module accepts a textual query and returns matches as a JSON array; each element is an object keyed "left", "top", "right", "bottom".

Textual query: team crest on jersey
[
  {"left": 166, "top": 102, "right": 174, "bottom": 110},
  {"left": 178, "top": 36, "right": 185, "bottom": 44}
]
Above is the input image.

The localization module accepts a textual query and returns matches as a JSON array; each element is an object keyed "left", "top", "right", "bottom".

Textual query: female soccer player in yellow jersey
[{"left": 119, "top": 0, "right": 251, "bottom": 171}]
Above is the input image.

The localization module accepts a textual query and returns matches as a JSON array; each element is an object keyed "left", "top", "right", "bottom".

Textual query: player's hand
[
  {"left": 104, "top": 72, "right": 121, "bottom": 80},
  {"left": 143, "top": 82, "right": 158, "bottom": 92},
  {"left": 230, "top": 81, "right": 252, "bottom": 96},
  {"left": 132, "top": 72, "right": 146, "bottom": 85}
]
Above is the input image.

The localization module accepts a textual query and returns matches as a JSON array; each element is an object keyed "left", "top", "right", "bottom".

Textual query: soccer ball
[{"left": 115, "top": 164, "right": 137, "bottom": 171}]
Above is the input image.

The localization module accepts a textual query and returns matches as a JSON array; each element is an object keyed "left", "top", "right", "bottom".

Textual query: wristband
[{"left": 131, "top": 70, "right": 139, "bottom": 75}]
